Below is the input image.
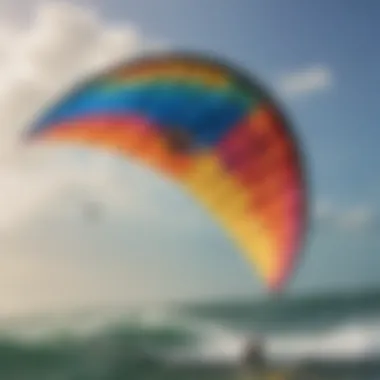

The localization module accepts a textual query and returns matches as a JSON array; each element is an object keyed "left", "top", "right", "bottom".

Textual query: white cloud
[
  {"left": 338, "top": 206, "right": 377, "bottom": 231},
  {"left": 0, "top": 0, "right": 159, "bottom": 232},
  {"left": 276, "top": 65, "right": 333, "bottom": 98},
  {"left": 315, "top": 200, "right": 377, "bottom": 232},
  {"left": 0, "top": 234, "right": 169, "bottom": 315},
  {"left": 0, "top": 1, "right": 194, "bottom": 313}
]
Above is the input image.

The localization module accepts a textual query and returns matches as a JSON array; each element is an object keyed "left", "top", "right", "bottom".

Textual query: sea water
[{"left": 0, "top": 289, "right": 380, "bottom": 380}]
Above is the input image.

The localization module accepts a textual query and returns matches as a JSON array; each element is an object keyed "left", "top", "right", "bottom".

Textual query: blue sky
[{"left": 0, "top": 0, "right": 378, "bottom": 314}]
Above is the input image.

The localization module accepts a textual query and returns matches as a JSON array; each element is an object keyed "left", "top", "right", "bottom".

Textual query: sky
[{"left": 0, "top": 0, "right": 378, "bottom": 315}]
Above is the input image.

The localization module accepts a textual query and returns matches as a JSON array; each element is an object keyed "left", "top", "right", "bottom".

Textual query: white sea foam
[{"left": 165, "top": 315, "right": 380, "bottom": 365}]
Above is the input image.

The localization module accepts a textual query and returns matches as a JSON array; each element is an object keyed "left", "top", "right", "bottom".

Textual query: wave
[
  {"left": 1, "top": 297, "right": 380, "bottom": 379},
  {"left": 1, "top": 305, "right": 380, "bottom": 363},
  {"left": 159, "top": 315, "right": 380, "bottom": 367},
  {"left": 267, "top": 318, "right": 380, "bottom": 364}
]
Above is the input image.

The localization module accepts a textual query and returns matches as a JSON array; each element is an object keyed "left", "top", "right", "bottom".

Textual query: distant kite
[{"left": 25, "top": 51, "right": 308, "bottom": 292}]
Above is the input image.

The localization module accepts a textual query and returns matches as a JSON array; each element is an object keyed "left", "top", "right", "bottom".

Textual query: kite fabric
[{"left": 25, "top": 52, "right": 308, "bottom": 292}]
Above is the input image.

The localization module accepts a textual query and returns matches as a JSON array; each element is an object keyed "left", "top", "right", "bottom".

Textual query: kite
[{"left": 24, "top": 51, "right": 308, "bottom": 292}]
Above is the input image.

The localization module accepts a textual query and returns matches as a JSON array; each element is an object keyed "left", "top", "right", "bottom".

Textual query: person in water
[
  {"left": 241, "top": 337, "right": 268, "bottom": 375},
  {"left": 240, "top": 339, "right": 307, "bottom": 380}
]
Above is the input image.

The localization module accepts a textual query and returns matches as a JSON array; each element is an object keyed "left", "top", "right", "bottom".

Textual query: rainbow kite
[{"left": 25, "top": 52, "right": 308, "bottom": 292}]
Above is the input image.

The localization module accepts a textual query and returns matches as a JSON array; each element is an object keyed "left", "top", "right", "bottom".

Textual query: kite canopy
[{"left": 25, "top": 51, "right": 308, "bottom": 292}]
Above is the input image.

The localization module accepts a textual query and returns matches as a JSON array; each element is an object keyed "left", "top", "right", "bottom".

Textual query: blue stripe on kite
[{"left": 29, "top": 83, "right": 251, "bottom": 145}]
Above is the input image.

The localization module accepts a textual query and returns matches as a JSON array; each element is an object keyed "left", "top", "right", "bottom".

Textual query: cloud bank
[
  {"left": 0, "top": 1, "right": 158, "bottom": 232},
  {"left": 0, "top": 1, "right": 205, "bottom": 314}
]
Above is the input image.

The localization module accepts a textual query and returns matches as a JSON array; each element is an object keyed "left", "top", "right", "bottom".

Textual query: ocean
[{"left": 1, "top": 289, "right": 380, "bottom": 380}]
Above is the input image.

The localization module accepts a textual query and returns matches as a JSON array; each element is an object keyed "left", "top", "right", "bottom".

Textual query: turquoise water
[{"left": 1, "top": 289, "right": 380, "bottom": 379}]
